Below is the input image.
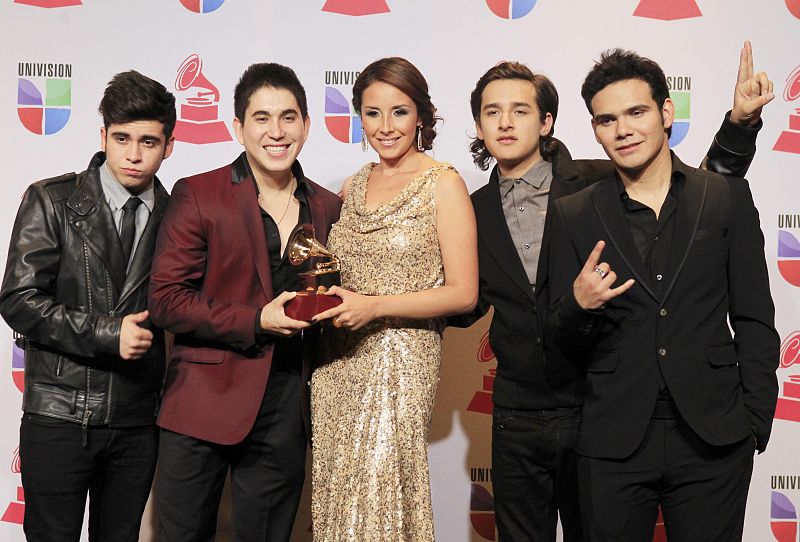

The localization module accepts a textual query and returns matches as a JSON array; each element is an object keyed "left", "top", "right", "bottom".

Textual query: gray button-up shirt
[{"left": 499, "top": 158, "right": 553, "bottom": 290}]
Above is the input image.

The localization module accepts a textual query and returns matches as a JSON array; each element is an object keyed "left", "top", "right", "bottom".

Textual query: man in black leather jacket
[{"left": 0, "top": 71, "right": 175, "bottom": 542}]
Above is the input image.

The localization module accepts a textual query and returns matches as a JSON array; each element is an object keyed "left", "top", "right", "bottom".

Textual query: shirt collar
[
  {"left": 99, "top": 161, "right": 155, "bottom": 212},
  {"left": 498, "top": 158, "right": 553, "bottom": 198},
  {"left": 615, "top": 168, "right": 686, "bottom": 206}
]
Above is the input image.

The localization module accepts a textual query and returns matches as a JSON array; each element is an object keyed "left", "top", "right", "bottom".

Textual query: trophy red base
[{"left": 285, "top": 291, "right": 342, "bottom": 321}]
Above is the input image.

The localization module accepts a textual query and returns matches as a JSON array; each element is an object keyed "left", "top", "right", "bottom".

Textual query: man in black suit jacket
[
  {"left": 454, "top": 45, "right": 773, "bottom": 542},
  {"left": 546, "top": 49, "right": 779, "bottom": 541}
]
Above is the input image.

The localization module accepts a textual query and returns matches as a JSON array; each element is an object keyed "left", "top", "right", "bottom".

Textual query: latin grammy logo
[
  {"left": 633, "top": 0, "right": 701, "bottom": 20},
  {"left": 173, "top": 54, "right": 231, "bottom": 145},
  {"left": 774, "top": 65, "right": 800, "bottom": 154},
  {"left": 14, "top": 0, "right": 81, "bottom": 6},
  {"left": 775, "top": 331, "right": 800, "bottom": 422},
  {"left": 322, "top": 0, "right": 390, "bottom": 16},
  {"left": 467, "top": 332, "right": 496, "bottom": 415}
]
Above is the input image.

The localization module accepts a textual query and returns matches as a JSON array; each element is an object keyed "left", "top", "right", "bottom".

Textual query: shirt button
[
  {"left": 524, "top": 243, "right": 530, "bottom": 249},
  {"left": 534, "top": 337, "right": 542, "bottom": 345},
  {"left": 519, "top": 206, "right": 525, "bottom": 212},
  {"left": 654, "top": 235, "right": 659, "bottom": 241},
  {"left": 658, "top": 348, "right": 667, "bottom": 357},
  {"left": 515, "top": 179, "right": 521, "bottom": 185},
  {"left": 272, "top": 233, "right": 278, "bottom": 238},
  {"left": 659, "top": 308, "right": 667, "bottom": 317},
  {"left": 656, "top": 274, "right": 663, "bottom": 281}
]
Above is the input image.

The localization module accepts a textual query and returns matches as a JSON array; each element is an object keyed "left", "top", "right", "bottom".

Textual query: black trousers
[
  {"left": 156, "top": 368, "right": 306, "bottom": 542},
  {"left": 577, "top": 414, "right": 755, "bottom": 542},
  {"left": 492, "top": 406, "right": 583, "bottom": 542},
  {"left": 19, "top": 414, "right": 158, "bottom": 542}
]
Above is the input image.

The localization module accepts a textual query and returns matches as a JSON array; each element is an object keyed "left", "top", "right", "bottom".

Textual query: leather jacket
[{"left": 0, "top": 152, "right": 167, "bottom": 428}]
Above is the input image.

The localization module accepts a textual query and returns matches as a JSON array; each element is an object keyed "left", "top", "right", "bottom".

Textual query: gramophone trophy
[{"left": 284, "top": 224, "right": 343, "bottom": 321}]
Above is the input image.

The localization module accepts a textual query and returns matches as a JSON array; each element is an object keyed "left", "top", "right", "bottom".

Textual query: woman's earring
[
  {"left": 416, "top": 126, "right": 423, "bottom": 151},
  {"left": 361, "top": 128, "right": 368, "bottom": 152}
]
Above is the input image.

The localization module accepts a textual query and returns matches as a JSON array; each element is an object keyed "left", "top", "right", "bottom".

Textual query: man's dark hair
[
  {"left": 469, "top": 61, "right": 559, "bottom": 170},
  {"left": 99, "top": 70, "right": 176, "bottom": 141},
  {"left": 351, "top": 57, "right": 441, "bottom": 151},
  {"left": 581, "top": 48, "right": 672, "bottom": 137},
  {"left": 234, "top": 63, "right": 308, "bottom": 122}
]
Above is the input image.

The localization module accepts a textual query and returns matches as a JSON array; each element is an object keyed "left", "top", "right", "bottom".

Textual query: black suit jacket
[
  {"left": 459, "top": 141, "right": 611, "bottom": 409},
  {"left": 547, "top": 154, "right": 779, "bottom": 458},
  {"left": 451, "top": 115, "right": 761, "bottom": 412}
]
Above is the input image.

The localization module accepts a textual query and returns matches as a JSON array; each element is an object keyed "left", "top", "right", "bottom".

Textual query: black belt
[{"left": 651, "top": 399, "right": 679, "bottom": 419}]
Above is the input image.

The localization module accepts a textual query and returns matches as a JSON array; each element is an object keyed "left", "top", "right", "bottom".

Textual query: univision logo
[
  {"left": 470, "top": 467, "right": 496, "bottom": 541},
  {"left": 770, "top": 487, "right": 800, "bottom": 541},
  {"left": 17, "top": 62, "right": 71, "bottom": 136},
  {"left": 633, "top": 0, "right": 702, "bottom": 20},
  {"left": 14, "top": 0, "right": 80, "bottom": 7},
  {"left": 667, "top": 75, "right": 691, "bottom": 147},
  {"left": 11, "top": 339, "right": 24, "bottom": 394},
  {"left": 486, "top": 0, "right": 537, "bottom": 19},
  {"left": 777, "top": 214, "right": 800, "bottom": 287},
  {"left": 179, "top": 0, "right": 225, "bottom": 13},
  {"left": 322, "top": 0, "right": 390, "bottom": 16},
  {"left": 324, "top": 70, "right": 362, "bottom": 144}
]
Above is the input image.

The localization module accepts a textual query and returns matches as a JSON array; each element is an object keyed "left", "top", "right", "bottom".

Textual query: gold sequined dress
[{"left": 311, "top": 162, "right": 453, "bottom": 542}]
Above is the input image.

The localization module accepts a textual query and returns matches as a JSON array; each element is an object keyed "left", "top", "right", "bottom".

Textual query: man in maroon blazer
[{"left": 149, "top": 63, "right": 341, "bottom": 542}]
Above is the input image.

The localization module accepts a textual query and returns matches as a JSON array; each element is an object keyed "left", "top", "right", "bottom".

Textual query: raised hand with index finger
[
  {"left": 731, "top": 40, "right": 774, "bottom": 127},
  {"left": 573, "top": 241, "right": 635, "bottom": 310}
]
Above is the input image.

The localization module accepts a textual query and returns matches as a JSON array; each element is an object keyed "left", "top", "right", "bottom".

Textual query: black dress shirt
[
  {"left": 617, "top": 172, "right": 685, "bottom": 398},
  {"left": 253, "top": 173, "right": 311, "bottom": 369}
]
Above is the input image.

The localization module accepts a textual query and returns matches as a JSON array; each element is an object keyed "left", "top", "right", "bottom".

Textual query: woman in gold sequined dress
[{"left": 310, "top": 57, "right": 478, "bottom": 541}]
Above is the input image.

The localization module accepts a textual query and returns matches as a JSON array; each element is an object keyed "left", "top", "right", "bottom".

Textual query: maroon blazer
[{"left": 149, "top": 153, "right": 341, "bottom": 445}]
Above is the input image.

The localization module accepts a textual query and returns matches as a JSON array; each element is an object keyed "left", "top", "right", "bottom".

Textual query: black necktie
[{"left": 120, "top": 197, "right": 142, "bottom": 266}]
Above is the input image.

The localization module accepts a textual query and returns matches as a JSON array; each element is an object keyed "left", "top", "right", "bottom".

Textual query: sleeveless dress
[{"left": 310, "top": 162, "right": 454, "bottom": 542}]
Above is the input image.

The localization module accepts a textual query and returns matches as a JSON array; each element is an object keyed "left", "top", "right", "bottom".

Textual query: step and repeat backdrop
[{"left": 1, "top": 1, "right": 799, "bottom": 540}]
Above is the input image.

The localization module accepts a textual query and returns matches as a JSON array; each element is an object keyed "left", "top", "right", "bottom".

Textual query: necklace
[{"left": 258, "top": 177, "right": 296, "bottom": 226}]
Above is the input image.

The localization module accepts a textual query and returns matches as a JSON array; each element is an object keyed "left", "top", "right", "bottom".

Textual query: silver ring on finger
[{"left": 594, "top": 266, "right": 609, "bottom": 279}]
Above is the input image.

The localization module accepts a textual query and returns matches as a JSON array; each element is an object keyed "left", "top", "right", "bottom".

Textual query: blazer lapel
[
  {"left": 67, "top": 170, "right": 126, "bottom": 294},
  {"left": 591, "top": 177, "right": 659, "bottom": 302},
  {"left": 475, "top": 167, "right": 536, "bottom": 305},
  {"left": 231, "top": 155, "right": 273, "bottom": 299},
  {"left": 661, "top": 164, "right": 707, "bottom": 303},
  {"left": 536, "top": 141, "right": 581, "bottom": 300}
]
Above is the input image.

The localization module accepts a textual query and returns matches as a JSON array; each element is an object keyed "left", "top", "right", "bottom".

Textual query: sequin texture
[{"left": 311, "top": 162, "right": 454, "bottom": 541}]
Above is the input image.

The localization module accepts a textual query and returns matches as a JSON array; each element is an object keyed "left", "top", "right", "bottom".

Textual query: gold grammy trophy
[{"left": 284, "top": 224, "right": 343, "bottom": 321}]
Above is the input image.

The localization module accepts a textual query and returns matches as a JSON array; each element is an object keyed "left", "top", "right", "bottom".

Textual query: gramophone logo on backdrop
[
  {"left": 786, "top": 0, "right": 800, "bottom": 19},
  {"left": 486, "top": 0, "right": 537, "bottom": 19},
  {"left": 778, "top": 214, "right": 800, "bottom": 287},
  {"left": 17, "top": 62, "right": 72, "bottom": 136},
  {"left": 467, "top": 331, "right": 496, "bottom": 415},
  {"left": 179, "top": 0, "right": 225, "bottom": 13},
  {"left": 668, "top": 74, "right": 691, "bottom": 147},
  {"left": 13, "top": 0, "right": 80, "bottom": 7},
  {"left": 322, "top": 0, "right": 390, "bottom": 16},
  {"left": 633, "top": 0, "right": 701, "bottom": 20},
  {"left": 173, "top": 54, "right": 231, "bottom": 145},
  {"left": 1, "top": 448, "right": 23, "bottom": 526},
  {"left": 470, "top": 466, "right": 496, "bottom": 541},
  {"left": 324, "top": 70, "right": 362, "bottom": 144},
  {"left": 775, "top": 330, "right": 800, "bottom": 423},
  {"left": 773, "top": 65, "right": 800, "bottom": 154},
  {"left": 770, "top": 483, "right": 800, "bottom": 542}
]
